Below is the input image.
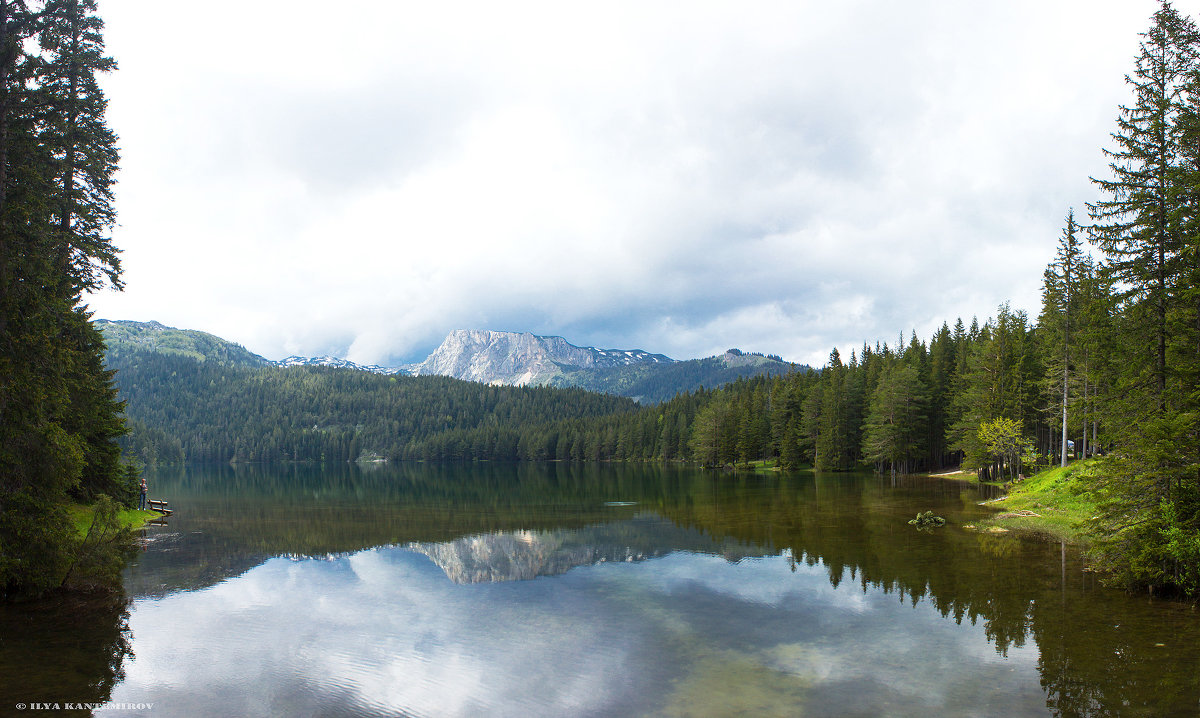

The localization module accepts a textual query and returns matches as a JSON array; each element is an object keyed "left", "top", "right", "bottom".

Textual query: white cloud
[{"left": 88, "top": 0, "right": 1160, "bottom": 365}]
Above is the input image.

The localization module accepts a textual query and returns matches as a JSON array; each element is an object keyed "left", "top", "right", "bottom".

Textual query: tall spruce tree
[
  {"left": 39, "top": 0, "right": 119, "bottom": 295},
  {"left": 0, "top": 0, "right": 127, "bottom": 599},
  {"left": 1089, "top": 0, "right": 1198, "bottom": 408},
  {"left": 1040, "top": 210, "right": 1084, "bottom": 467},
  {"left": 1088, "top": 0, "right": 1200, "bottom": 596},
  {"left": 926, "top": 322, "right": 956, "bottom": 469},
  {"left": 815, "top": 349, "right": 852, "bottom": 471}
]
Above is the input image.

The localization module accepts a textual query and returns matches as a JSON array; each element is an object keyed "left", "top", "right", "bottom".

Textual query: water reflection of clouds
[
  {"left": 595, "top": 551, "right": 1046, "bottom": 715},
  {"left": 112, "top": 549, "right": 639, "bottom": 717},
  {"left": 638, "top": 550, "right": 872, "bottom": 610},
  {"left": 108, "top": 546, "right": 1046, "bottom": 717}
]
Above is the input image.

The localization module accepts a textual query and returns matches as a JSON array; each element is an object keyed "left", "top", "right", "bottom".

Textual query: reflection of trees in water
[
  {"left": 648, "top": 472, "right": 1200, "bottom": 717},
  {"left": 129, "top": 462, "right": 713, "bottom": 594},
  {"left": 134, "top": 463, "right": 1200, "bottom": 716},
  {"left": 139, "top": 462, "right": 719, "bottom": 559},
  {"left": 127, "top": 462, "right": 770, "bottom": 594},
  {"left": 0, "top": 589, "right": 132, "bottom": 710},
  {"left": 1031, "top": 594, "right": 1200, "bottom": 718}
]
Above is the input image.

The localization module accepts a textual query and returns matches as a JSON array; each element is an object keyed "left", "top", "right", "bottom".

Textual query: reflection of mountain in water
[{"left": 408, "top": 515, "right": 769, "bottom": 584}]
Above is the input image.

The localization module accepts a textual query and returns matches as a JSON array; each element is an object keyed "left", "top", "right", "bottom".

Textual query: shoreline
[
  {"left": 955, "top": 462, "right": 1099, "bottom": 544},
  {"left": 69, "top": 503, "right": 161, "bottom": 537}
]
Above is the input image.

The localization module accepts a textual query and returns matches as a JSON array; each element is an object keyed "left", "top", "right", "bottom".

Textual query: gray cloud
[{"left": 88, "top": 0, "right": 1159, "bottom": 366}]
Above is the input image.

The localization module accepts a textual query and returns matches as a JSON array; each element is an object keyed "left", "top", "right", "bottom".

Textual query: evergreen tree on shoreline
[
  {"left": 1040, "top": 210, "right": 1084, "bottom": 467},
  {"left": 0, "top": 0, "right": 127, "bottom": 600},
  {"left": 1086, "top": 0, "right": 1200, "bottom": 597}
]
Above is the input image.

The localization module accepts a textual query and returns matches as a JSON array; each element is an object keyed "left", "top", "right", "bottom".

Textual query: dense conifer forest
[{"left": 108, "top": 347, "right": 639, "bottom": 465}]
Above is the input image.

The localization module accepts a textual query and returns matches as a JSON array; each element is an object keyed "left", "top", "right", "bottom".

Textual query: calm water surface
[{"left": 3, "top": 463, "right": 1199, "bottom": 717}]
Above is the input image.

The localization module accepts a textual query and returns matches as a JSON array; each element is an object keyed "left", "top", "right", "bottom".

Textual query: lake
[{"left": 2, "top": 463, "right": 1199, "bottom": 717}]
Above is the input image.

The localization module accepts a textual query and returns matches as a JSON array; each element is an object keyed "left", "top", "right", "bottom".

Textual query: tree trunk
[
  {"left": 1060, "top": 363, "right": 1069, "bottom": 467},
  {"left": 1081, "top": 377, "right": 1088, "bottom": 459},
  {"left": 57, "top": 0, "right": 81, "bottom": 293}
]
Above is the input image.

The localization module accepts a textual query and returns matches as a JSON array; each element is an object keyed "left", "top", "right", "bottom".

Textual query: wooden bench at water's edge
[{"left": 147, "top": 499, "right": 173, "bottom": 516}]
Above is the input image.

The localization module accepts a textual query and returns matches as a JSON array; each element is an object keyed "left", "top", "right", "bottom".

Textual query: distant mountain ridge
[
  {"left": 97, "top": 320, "right": 801, "bottom": 403},
  {"left": 552, "top": 347, "right": 797, "bottom": 403},
  {"left": 274, "top": 355, "right": 408, "bottom": 375}
]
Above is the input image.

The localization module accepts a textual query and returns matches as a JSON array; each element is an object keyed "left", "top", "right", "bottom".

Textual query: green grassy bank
[
  {"left": 68, "top": 503, "right": 159, "bottom": 537},
  {"left": 969, "top": 460, "right": 1102, "bottom": 543}
]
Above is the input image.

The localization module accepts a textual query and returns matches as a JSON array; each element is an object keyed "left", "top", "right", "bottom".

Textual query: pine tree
[
  {"left": 1040, "top": 210, "right": 1084, "bottom": 467},
  {"left": 946, "top": 306, "right": 1038, "bottom": 479},
  {"left": 1089, "top": 0, "right": 1198, "bottom": 409},
  {"left": 1, "top": 0, "right": 127, "bottom": 599},
  {"left": 816, "top": 349, "right": 855, "bottom": 471},
  {"left": 926, "top": 322, "right": 956, "bottom": 469},
  {"left": 38, "top": 0, "right": 120, "bottom": 295},
  {"left": 1087, "top": 0, "right": 1200, "bottom": 596}
]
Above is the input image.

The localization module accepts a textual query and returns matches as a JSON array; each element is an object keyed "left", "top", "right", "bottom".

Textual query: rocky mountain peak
[{"left": 414, "top": 329, "right": 673, "bottom": 386}]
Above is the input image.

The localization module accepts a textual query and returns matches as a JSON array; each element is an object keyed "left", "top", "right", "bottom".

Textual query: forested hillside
[
  {"left": 110, "top": 348, "right": 639, "bottom": 465},
  {"left": 551, "top": 348, "right": 798, "bottom": 404},
  {"left": 97, "top": 319, "right": 272, "bottom": 367}
]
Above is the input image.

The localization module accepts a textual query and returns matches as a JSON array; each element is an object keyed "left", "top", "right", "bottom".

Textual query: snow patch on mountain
[{"left": 272, "top": 355, "right": 413, "bottom": 375}]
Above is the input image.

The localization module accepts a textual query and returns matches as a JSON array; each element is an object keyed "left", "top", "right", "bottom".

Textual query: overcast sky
[{"left": 83, "top": 0, "right": 1162, "bottom": 367}]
